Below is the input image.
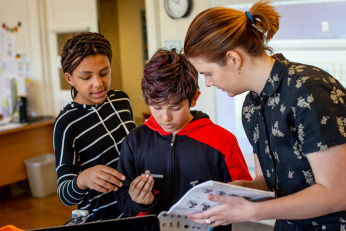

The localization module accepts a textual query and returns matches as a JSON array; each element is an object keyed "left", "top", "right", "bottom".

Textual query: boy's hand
[
  {"left": 77, "top": 165, "right": 125, "bottom": 192},
  {"left": 129, "top": 170, "right": 155, "bottom": 205}
]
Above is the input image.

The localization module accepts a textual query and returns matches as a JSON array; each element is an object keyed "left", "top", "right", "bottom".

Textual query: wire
[{"left": 63, "top": 218, "right": 74, "bottom": 226}]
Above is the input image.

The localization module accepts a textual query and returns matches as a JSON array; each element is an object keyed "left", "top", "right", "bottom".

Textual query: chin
[
  {"left": 93, "top": 97, "right": 107, "bottom": 104},
  {"left": 163, "top": 128, "right": 173, "bottom": 133},
  {"left": 227, "top": 92, "right": 237, "bottom": 97}
]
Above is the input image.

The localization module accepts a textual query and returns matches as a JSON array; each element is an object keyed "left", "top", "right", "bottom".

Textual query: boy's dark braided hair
[{"left": 60, "top": 32, "right": 112, "bottom": 99}]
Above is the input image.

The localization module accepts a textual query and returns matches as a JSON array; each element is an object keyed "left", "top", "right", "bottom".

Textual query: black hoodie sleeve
[{"left": 116, "top": 135, "right": 156, "bottom": 216}]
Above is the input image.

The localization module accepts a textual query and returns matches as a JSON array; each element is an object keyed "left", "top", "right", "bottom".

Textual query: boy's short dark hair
[{"left": 141, "top": 48, "right": 198, "bottom": 106}]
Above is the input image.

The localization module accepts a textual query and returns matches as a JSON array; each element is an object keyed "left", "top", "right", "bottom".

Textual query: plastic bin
[{"left": 24, "top": 153, "right": 57, "bottom": 198}]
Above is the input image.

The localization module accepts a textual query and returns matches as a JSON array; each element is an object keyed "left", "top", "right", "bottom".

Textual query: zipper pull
[{"left": 170, "top": 135, "right": 175, "bottom": 146}]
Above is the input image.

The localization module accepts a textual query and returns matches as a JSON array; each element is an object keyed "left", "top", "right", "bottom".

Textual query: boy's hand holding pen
[{"left": 129, "top": 170, "right": 155, "bottom": 205}]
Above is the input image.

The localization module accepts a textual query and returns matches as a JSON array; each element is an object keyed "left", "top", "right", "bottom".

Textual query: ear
[
  {"left": 64, "top": 72, "right": 73, "bottom": 86},
  {"left": 190, "top": 90, "right": 201, "bottom": 107},
  {"left": 225, "top": 50, "right": 242, "bottom": 69}
]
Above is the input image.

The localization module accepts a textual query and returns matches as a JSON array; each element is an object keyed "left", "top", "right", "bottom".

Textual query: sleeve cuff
[{"left": 72, "top": 177, "right": 88, "bottom": 194}]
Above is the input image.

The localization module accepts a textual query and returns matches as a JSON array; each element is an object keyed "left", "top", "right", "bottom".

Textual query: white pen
[
  {"left": 142, "top": 173, "right": 164, "bottom": 178},
  {"left": 150, "top": 174, "right": 164, "bottom": 178}
]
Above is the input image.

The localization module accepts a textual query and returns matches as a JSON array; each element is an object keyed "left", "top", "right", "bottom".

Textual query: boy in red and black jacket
[{"left": 116, "top": 48, "right": 252, "bottom": 229}]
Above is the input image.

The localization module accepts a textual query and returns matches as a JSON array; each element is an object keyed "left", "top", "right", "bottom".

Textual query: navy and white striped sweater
[{"left": 53, "top": 90, "right": 136, "bottom": 222}]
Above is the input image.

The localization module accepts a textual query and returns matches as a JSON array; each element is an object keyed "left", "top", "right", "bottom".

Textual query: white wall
[
  {"left": 145, "top": 0, "right": 209, "bottom": 58},
  {"left": 0, "top": 0, "right": 52, "bottom": 116}
]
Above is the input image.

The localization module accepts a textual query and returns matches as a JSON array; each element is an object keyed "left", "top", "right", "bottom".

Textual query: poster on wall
[
  {"left": 5, "top": 35, "right": 15, "bottom": 59},
  {"left": 0, "top": 30, "right": 5, "bottom": 56},
  {"left": 0, "top": 29, "right": 33, "bottom": 123}
]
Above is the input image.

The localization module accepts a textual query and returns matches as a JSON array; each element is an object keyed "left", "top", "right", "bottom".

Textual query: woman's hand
[
  {"left": 188, "top": 193, "right": 256, "bottom": 227},
  {"left": 129, "top": 170, "right": 155, "bottom": 205},
  {"left": 77, "top": 165, "right": 125, "bottom": 192}
]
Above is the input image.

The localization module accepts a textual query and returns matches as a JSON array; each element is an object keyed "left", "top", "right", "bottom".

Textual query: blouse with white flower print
[{"left": 242, "top": 54, "right": 346, "bottom": 226}]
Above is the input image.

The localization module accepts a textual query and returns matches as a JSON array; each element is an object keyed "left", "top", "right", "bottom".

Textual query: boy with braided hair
[{"left": 54, "top": 32, "right": 136, "bottom": 222}]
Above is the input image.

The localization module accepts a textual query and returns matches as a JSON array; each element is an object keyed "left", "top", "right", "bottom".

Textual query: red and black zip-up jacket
[{"left": 116, "top": 110, "right": 252, "bottom": 217}]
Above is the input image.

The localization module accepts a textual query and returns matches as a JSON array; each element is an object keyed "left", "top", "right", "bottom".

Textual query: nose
[
  {"left": 205, "top": 78, "right": 214, "bottom": 87},
  {"left": 93, "top": 75, "right": 103, "bottom": 88},
  {"left": 162, "top": 111, "right": 172, "bottom": 122}
]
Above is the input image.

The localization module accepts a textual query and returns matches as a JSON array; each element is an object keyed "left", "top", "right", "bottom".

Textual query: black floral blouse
[{"left": 242, "top": 54, "right": 346, "bottom": 228}]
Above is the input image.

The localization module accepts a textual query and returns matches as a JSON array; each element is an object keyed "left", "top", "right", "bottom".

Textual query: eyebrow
[
  {"left": 153, "top": 103, "right": 183, "bottom": 107},
  {"left": 169, "top": 103, "right": 183, "bottom": 108},
  {"left": 79, "top": 70, "right": 92, "bottom": 75},
  {"left": 78, "top": 66, "right": 110, "bottom": 75}
]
